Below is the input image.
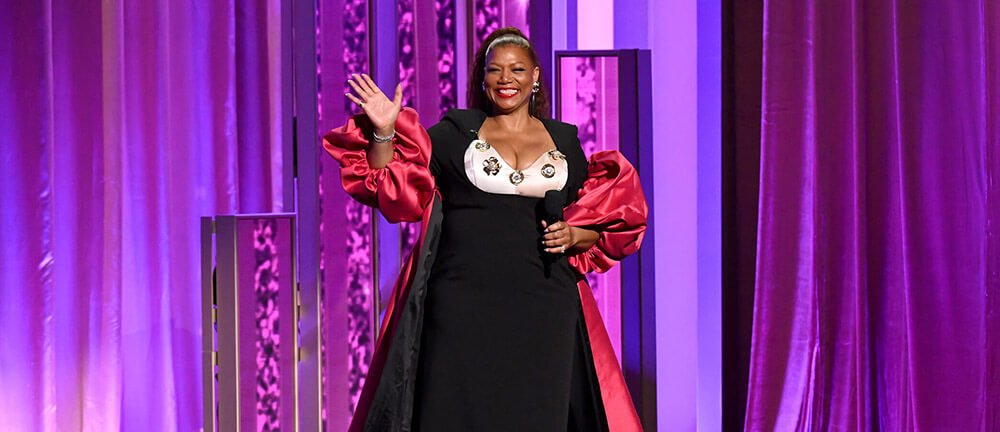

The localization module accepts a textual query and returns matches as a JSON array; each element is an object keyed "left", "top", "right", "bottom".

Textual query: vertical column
[
  {"left": 456, "top": 0, "right": 469, "bottom": 107},
  {"left": 649, "top": 0, "right": 698, "bottom": 430},
  {"left": 397, "top": 0, "right": 458, "bottom": 265},
  {"left": 215, "top": 216, "right": 241, "bottom": 430},
  {"left": 576, "top": 0, "right": 612, "bottom": 49},
  {"left": 472, "top": 0, "right": 501, "bottom": 46},
  {"left": 695, "top": 0, "right": 722, "bottom": 430},
  {"left": 211, "top": 216, "right": 299, "bottom": 431},
  {"left": 397, "top": 0, "right": 423, "bottom": 265},
  {"left": 342, "top": 0, "right": 377, "bottom": 416},
  {"left": 371, "top": 0, "right": 401, "bottom": 336},
  {"left": 315, "top": 0, "right": 376, "bottom": 428},
  {"left": 292, "top": 0, "right": 322, "bottom": 429},
  {"left": 555, "top": 50, "right": 656, "bottom": 429}
]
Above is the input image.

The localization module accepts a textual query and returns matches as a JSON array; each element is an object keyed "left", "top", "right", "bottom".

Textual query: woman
[{"left": 325, "top": 27, "right": 647, "bottom": 431}]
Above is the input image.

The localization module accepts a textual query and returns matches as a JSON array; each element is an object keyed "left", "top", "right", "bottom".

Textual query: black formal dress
[{"left": 323, "top": 108, "right": 647, "bottom": 432}]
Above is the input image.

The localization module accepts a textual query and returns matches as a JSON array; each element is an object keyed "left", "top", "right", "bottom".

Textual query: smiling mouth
[{"left": 495, "top": 88, "right": 520, "bottom": 98}]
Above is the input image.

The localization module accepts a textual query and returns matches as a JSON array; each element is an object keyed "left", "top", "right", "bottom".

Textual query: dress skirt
[{"left": 411, "top": 189, "right": 609, "bottom": 431}]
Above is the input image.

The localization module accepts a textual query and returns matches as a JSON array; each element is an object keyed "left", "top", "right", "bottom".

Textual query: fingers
[
  {"left": 542, "top": 228, "right": 568, "bottom": 241},
  {"left": 361, "top": 74, "right": 381, "bottom": 94},
  {"left": 354, "top": 74, "right": 375, "bottom": 95},
  {"left": 544, "top": 243, "right": 568, "bottom": 254},
  {"left": 345, "top": 93, "right": 365, "bottom": 107},
  {"left": 541, "top": 221, "right": 572, "bottom": 253},
  {"left": 542, "top": 221, "right": 567, "bottom": 235},
  {"left": 393, "top": 84, "right": 403, "bottom": 107},
  {"left": 347, "top": 79, "right": 367, "bottom": 99}
]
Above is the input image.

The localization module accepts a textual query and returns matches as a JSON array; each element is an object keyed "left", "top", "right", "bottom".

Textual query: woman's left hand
[{"left": 541, "top": 221, "right": 599, "bottom": 254}]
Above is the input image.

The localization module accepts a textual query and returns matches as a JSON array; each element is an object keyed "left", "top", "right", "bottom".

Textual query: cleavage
[{"left": 480, "top": 138, "right": 554, "bottom": 171}]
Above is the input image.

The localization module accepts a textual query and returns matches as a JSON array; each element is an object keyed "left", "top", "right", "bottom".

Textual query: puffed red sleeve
[
  {"left": 565, "top": 150, "right": 648, "bottom": 274},
  {"left": 322, "top": 107, "right": 435, "bottom": 223}
]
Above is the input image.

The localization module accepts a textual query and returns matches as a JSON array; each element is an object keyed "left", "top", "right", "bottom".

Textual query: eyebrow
[{"left": 487, "top": 61, "right": 529, "bottom": 68}]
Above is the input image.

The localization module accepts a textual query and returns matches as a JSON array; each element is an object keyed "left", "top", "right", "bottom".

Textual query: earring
[{"left": 532, "top": 81, "right": 539, "bottom": 93}]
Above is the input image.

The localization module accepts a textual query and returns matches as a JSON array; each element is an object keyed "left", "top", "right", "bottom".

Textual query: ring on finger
[
  {"left": 559, "top": 245, "right": 566, "bottom": 254},
  {"left": 360, "top": 101, "right": 366, "bottom": 108}
]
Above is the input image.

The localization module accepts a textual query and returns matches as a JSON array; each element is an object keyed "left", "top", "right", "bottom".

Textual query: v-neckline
[{"left": 474, "top": 118, "right": 563, "bottom": 171}]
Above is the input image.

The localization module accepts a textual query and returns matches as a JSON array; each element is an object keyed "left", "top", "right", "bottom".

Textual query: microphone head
[{"left": 543, "top": 189, "right": 564, "bottom": 223}]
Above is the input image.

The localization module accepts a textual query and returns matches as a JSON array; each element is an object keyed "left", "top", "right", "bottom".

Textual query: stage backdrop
[
  {"left": 742, "top": 1, "right": 999, "bottom": 430},
  {"left": 0, "top": 1, "right": 284, "bottom": 430}
]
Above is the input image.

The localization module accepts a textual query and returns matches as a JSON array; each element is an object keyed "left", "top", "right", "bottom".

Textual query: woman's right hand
[{"left": 346, "top": 73, "right": 403, "bottom": 137}]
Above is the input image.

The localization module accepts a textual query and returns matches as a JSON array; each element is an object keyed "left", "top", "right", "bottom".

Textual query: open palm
[{"left": 346, "top": 73, "right": 403, "bottom": 134}]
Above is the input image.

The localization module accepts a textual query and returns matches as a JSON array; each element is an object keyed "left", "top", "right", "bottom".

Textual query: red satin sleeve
[
  {"left": 322, "top": 107, "right": 435, "bottom": 223},
  {"left": 565, "top": 150, "right": 648, "bottom": 274}
]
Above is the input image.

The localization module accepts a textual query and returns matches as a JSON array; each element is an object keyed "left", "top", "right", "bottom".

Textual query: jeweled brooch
[
  {"left": 474, "top": 139, "right": 491, "bottom": 151},
  {"left": 509, "top": 170, "right": 525, "bottom": 185},
  {"left": 483, "top": 157, "right": 501, "bottom": 175},
  {"left": 541, "top": 163, "right": 556, "bottom": 178},
  {"left": 548, "top": 150, "right": 566, "bottom": 160}
]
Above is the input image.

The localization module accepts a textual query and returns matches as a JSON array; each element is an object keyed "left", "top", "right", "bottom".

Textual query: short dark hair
[{"left": 467, "top": 27, "right": 550, "bottom": 118}]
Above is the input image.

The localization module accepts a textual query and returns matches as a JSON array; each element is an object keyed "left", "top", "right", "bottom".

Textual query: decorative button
[
  {"left": 540, "top": 163, "right": 556, "bottom": 178},
  {"left": 509, "top": 170, "right": 524, "bottom": 185},
  {"left": 548, "top": 150, "right": 566, "bottom": 160},
  {"left": 483, "top": 157, "right": 500, "bottom": 175},
  {"left": 474, "top": 139, "right": 491, "bottom": 151}
]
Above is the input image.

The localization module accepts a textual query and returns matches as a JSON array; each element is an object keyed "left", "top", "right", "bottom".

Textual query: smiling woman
[
  {"left": 469, "top": 28, "right": 550, "bottom": 118},
  {"left": 325, "top": 27, "right": 648, "bottom": 431}
]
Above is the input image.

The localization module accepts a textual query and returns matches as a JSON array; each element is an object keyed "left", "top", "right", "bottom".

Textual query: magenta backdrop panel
[
  {"left": 557, "top": 55, "right": 623, "bottom": 362},
  {"left": 316, "top": 0, "right": 373, "bottom": 428},
  {"left": 472, "top": 0, "right": 530, "bottom": 46},
  {"left": 397, "top": 0, "right": 458, "bottom": 267}
]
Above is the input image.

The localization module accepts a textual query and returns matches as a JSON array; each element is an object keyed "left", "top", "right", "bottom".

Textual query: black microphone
[
  {"left": 542, "top": 190, "right": 564, "bottom": 277},
  {"left": 543, "top": 189, "right": 563, "bottom": 225}
]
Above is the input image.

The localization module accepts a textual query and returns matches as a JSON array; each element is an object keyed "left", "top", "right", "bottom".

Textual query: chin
[{"left": 491, "top": 99, "right": 529, "bottom": 114}]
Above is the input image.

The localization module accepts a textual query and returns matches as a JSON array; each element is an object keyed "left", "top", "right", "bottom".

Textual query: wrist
[
  {"left": 374, "top": 125, "right": 395, "bottom": 138},
  {"left": 372, "top": 129, "right": 395, "bottom": 144}
]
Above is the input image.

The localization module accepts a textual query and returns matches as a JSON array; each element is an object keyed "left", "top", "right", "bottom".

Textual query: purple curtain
[
  {"left": 745, "top": 1, "right": 999, "bottom": 430},
  {"left": 0, "top": 1, "right": 282, "bottom": 430}
]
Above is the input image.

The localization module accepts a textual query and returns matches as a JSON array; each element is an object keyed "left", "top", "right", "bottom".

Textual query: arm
[
  {"left": 562, "top": 150, "right": 648, "bottom": 274},
  {"left": 322, "top": 83, "right": 435, "bottom": 223},
  {"left": 344, "top": 73, "right": 402, "bottom": 169}
]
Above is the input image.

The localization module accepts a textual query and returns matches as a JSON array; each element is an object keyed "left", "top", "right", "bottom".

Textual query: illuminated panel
[
  {"left": 210, "top": 214, "right": 297, "bottom": 431},
  {"left": 557, "top": 54, "right": 622, "bottom": 361},
  {"left": 558, "top": 48, "right": 656, "bottom": 428},
  {"left": 315, "top": 0, "right": 373, "bottom": 427},
  {"left": 397, "top": 0, "right": 458, "bottom": 270},
  {"left": 472, "top": 0, "right": 530, "bottom": 46}
]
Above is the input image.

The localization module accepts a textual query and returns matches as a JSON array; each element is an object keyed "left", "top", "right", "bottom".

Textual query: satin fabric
[
  {"left": 323, "top": 108, "right": 647, "bottom": 431},
  {"left": 745, "top": 1, "right": 1000, "bottom": 430}
]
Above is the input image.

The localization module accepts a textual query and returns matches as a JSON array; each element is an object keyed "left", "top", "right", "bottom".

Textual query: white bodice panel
[{"left": 463, "top": 139, "right": 568, "bottom": 198}]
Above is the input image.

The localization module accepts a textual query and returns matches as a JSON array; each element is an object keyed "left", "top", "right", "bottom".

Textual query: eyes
[{"left": 486, "top": 67, "right": 527, "bottom": 73}]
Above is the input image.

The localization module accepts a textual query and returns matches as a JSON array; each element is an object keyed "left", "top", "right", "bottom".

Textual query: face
[{"left": 483, "top": 44, "right": 540, "bottom": 115}]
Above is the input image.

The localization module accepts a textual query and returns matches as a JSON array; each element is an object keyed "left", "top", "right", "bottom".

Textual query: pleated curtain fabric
[
  {"left": 0, "top": 1, "right": 283, "bottom": 430},
  {"left": 744, "top": 1, "right": 1000, "bottom": 430}
]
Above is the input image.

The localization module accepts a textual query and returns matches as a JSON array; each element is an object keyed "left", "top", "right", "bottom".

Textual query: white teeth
[{"left": 498, "top": 89, "right": 518, "bottom": 95}]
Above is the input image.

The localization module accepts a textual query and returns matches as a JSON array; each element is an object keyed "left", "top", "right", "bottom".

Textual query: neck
[{"left": 488, "top": 106, "right": 534, "bottom": 131}]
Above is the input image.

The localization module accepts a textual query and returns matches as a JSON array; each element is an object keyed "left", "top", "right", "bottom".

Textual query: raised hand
[{"left": 346, "top": 73, "right": 403, "bottom": 136}]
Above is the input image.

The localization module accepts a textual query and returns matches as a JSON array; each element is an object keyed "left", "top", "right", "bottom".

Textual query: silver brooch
[
  {"left": 509, "top": 170, "right": 524, "bottom": 185},
  {"left": 474, "top": 139, "right": 491, "bottom": 151},
  {"left": 483, "top": 157, "right": 501, "bottom": 175},
  {"left": 548, "top": 150, "right": 566, "bottom": 160},
  {"left": 541, "top": 164, "right": 556, "bottom": 178}
]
